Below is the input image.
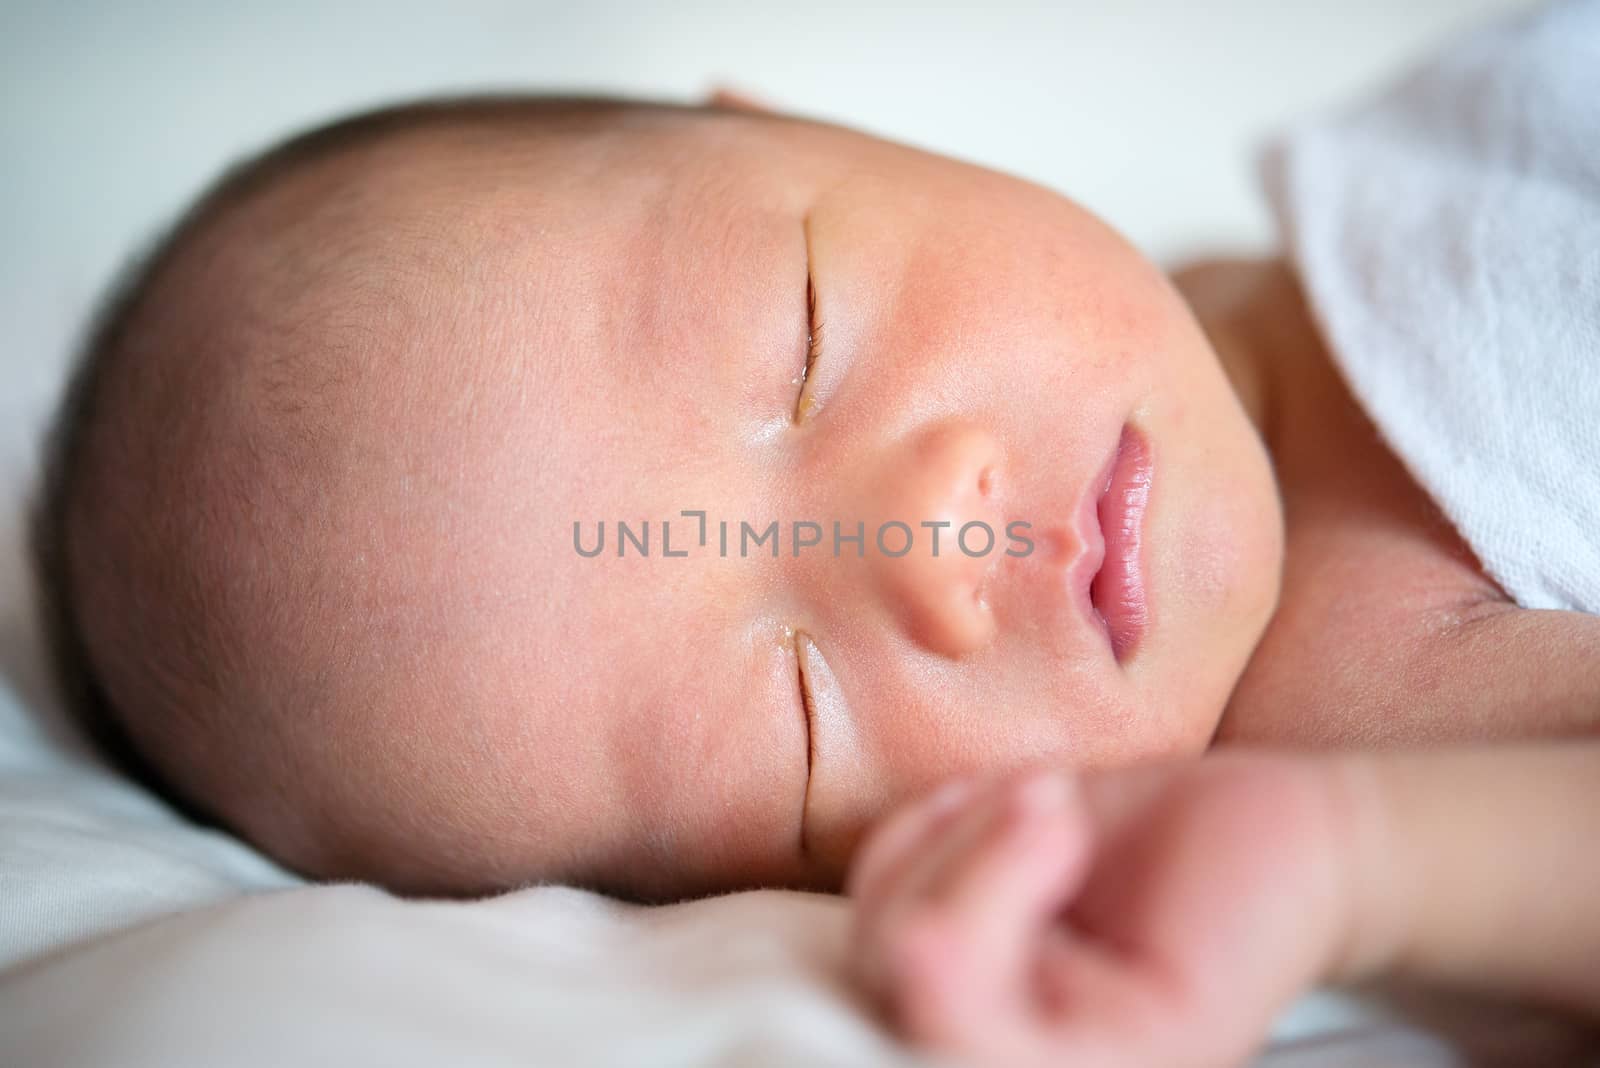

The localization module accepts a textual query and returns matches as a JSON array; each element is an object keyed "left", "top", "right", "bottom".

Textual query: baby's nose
[{"left": 865, "top": 422, "right": 1004, "bottom": 658}]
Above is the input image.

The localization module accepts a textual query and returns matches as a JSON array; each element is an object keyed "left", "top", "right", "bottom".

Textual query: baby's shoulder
[
  {"left": 1215, "top": 263, "right": 1600, "bottom": 744},
  {"left": 1223, "top": 587, "right": 1600, "bottom": 746}
]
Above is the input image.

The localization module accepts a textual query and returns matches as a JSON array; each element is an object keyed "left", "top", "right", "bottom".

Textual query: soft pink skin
[
  {"left": 845, "top": 759, "right": 1353, "bottom": 1068},
  {"left": 132, "top": 108, "right": 1285, "bottom": 899},
  {"left": 846, "top": 746, "right": 1600, "bottom": 1065}
]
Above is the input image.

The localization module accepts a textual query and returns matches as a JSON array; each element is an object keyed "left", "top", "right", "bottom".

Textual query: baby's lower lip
[{"left": 1089, "top": 425, "right": 1153, "bottom": 662}]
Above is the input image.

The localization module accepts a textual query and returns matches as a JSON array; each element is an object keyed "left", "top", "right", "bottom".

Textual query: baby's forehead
[
  {"left": 166, "top": 108, "right": 815, "bottom": 681},
  {"left": 160, "top": 115, "right": 787, "bottom": 443}
]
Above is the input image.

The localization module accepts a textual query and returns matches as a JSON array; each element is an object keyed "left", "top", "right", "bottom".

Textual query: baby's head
[{"left": 36, "top": 97, "right": 1282, "bottom": 900}]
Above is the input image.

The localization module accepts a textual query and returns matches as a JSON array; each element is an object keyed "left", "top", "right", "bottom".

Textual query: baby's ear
[{"left": 706, "top": 85, "right": 774, "bottom": 114}]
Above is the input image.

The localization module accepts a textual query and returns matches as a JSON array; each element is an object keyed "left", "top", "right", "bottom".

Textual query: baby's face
[{"left": 198, "top": 107, "right": 1282, "bottom": 899}]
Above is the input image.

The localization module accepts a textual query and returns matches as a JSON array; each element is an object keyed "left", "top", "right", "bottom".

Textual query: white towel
[{"left": 1263, "top": 0, "right": 1600, "bottom": 615}]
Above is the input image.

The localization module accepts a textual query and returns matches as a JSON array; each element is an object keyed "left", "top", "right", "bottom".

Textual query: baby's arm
[
  {"left": 847, "top": 743, "right": 1600, "bottom": 1067},
  {"left": 1337, "top": 742, "right": 1599, "bottom": 1011}
]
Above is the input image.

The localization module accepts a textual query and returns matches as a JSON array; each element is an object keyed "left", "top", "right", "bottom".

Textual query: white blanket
[
  {"left": 1, "top": 883, "right": 923, "bottom": 1068},
  {"left": 1264, "top": 0, "right": 1600, "bottom": 614},
  {"left": 0, "top": 878, "right": 1500, "bottom": 1068}
]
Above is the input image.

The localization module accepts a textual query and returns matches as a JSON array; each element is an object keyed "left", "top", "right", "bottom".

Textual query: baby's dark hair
[{"left": 28, "top": 93, "right": 685, "bottom": 822}]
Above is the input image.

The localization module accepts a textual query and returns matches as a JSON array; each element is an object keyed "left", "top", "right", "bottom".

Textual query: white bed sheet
[
  {"left": 1, "top": 880, "right": 1536, "bottom": 1068},
  {"left": 0, "top": 3, "right": 1560, "bottom": 1065}
]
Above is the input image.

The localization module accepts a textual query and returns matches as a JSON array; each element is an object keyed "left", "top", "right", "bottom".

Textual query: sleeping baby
[
  {"left": 28, "top": 4, "right": 1600, "bottom": 1058},
  {"left": 37, "top": 93, "right": 1294, "bottom": 898}
]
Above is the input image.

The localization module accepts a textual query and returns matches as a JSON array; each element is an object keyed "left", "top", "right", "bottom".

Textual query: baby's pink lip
[
  {"left": 1066, "top": 452, "right": 1110, "bottom": 639},
  {"left": 1087, "top": 425, "right": 1152, "bottom": 663}
]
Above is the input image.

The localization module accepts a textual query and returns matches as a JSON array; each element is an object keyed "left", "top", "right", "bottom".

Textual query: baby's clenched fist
[{"left": 847, "top": 757, "right": 1361, "bottom": 1068}]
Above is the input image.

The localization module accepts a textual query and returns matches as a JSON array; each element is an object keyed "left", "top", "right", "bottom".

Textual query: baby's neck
[
  {"left": 1173, "top": 256, "right": 1304, "bottom": 732},
  {"left": 1176, "top": 257, "right": 1510, "bottom": 746},
  {"left": 1170, "top": 257, "right": 1300, "bottom": 458}
]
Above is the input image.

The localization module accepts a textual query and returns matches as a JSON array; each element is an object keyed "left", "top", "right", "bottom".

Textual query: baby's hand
[{"left": 847, "top": 757, "right": 1357, "bottom": 1068}]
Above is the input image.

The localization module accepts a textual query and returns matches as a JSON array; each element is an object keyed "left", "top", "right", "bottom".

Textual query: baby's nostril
[{"left": 977, "top": 466, "right": 995, "bottom": 497}]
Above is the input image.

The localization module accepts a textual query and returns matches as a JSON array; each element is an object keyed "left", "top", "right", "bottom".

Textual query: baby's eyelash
[
  {"left": 805, "top": 277, "right": 824, "bottom": 374},
  {"left": 793, "top": 629, "right": 816, "bottom": 791},
  {"left": 794, "top": 247, "right": 823, "bottom": 423}
]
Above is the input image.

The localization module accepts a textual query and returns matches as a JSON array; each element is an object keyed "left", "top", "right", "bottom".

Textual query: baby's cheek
[{"left": 1176, "top": 487, "right": 1253, "bottom": 616}]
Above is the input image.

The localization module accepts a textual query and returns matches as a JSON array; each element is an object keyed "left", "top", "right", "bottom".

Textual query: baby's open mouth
[{"left": 1088, "top": 424, "right": 1153, "bottom": 662}]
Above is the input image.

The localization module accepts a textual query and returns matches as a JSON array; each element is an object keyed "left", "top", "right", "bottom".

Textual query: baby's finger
[
  {"left": 846, "top": 777, "right": 979, "bottom": 907},
  {"left": 851, "top": 772, "right": 1105, "bottom": 1043},
  {"left": 856, "top": 775, "right": 1031, "bottom": 931},
  {"left": 882, "top": 773, "right": 1096, "bottom": 1043},
  {"left": 923, "top": 771, "right": 1092, "bottom": 946},
  {"left": 853, "top": 781, "right": 1020, "bottom": 997}
]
